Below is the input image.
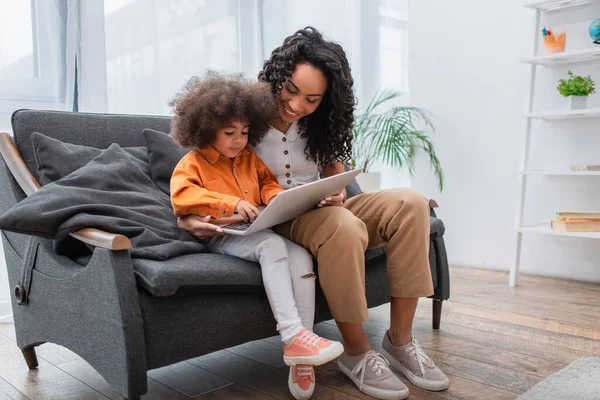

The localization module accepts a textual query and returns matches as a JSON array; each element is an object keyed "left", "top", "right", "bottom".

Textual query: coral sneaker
[
  {"left": 288, "top": 365, "right": 315, "bottom": 400},
  {"left": 283, "top": 328, "right": 344, "bottom": 366}
]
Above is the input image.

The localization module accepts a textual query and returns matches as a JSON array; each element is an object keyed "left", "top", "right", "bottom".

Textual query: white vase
[
  {"left": 569, "top": 96, "right": 587, "bottom": 110},
  {"left": 355, "top": 172, "right": 381, "bottom": 193}
]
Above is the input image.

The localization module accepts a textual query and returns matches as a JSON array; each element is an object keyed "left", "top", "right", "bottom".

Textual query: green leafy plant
[
  {"left": 557, "top": 71, "right": 596, "bottom": 97},
  {"left": 352, "top": 89, "right": 444, "bottom": 191}
]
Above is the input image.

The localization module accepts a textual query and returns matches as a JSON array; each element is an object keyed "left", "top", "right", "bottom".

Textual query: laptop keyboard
[{"left": 220, "top": 221, "right": 253, "bottom": 231}]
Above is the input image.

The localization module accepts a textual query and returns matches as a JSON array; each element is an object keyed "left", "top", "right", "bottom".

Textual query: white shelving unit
[
  {"left": 524, "top": 0, "right": 599, "bottom": 11},
  {"left": 512, "top": 0, "right": 600, "bottom": 286},
  {"left": 521, "top": 169, "right": 600, "bottom": 175},
  {"left": 521, "top": 47, "right": 600, "bottom": 65},
  {"left": 525, "top": 108, "right": 600, "bottom": 119},
  {"left": 516, "top": 223, "right": 600, "bottom": 239}
]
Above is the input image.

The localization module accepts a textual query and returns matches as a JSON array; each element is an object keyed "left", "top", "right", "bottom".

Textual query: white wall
[{"left": 409, "top": 0, "right": 600, "bottom": 282}]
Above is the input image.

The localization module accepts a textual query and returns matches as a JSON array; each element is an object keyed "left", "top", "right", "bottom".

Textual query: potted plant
[
  {"left": 352, "top": 89, "right": 444, "bottom": 192},
  {"left": 557, "top": 71, "right": 596, "bottom": 110}
]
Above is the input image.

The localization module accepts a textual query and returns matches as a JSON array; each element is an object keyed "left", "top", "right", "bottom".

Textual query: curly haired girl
[{"left": 169, "top": 71, "right": 344, "bottom": 399}]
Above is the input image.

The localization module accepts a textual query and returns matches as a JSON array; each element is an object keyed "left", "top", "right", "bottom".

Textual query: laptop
[{"left": 213, "top": 168, "right": 362, "bottom": 235}]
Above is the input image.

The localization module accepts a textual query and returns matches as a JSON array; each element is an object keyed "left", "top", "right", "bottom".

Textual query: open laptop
[{"left": 213, "top": 168, "right": 362, "bottom": 235}]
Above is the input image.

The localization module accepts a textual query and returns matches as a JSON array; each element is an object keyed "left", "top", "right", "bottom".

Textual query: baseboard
[{"left": 0, "top": 299, "right": 13, "bottom": 323}]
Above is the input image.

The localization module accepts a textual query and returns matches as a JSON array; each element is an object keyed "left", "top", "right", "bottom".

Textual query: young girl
[{"left": 169, "top": 72, "right": 344, "bottom": 400}]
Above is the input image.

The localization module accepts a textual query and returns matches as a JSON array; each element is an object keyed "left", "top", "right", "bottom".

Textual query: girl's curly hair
[
  {"left": 170, "top": 71, "right": 278, "bottom": 149},
  {"left": 258, "top": 27, "right": 356, "bottom": 167}
]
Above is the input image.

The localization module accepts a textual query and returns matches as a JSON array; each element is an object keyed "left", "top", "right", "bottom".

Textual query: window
[
  {"left": 103, "top": 0, "right": 240, "bottom": 115},
  {"left": 0, "top": 0, "right": 65, "bottom": 102}
]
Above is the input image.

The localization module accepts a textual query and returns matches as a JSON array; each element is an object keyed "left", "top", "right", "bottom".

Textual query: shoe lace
[
  {"left": 350, "top": 350, "right": 390, "bottom": 390},
  {"left": 405, "top": 337, "right": 434, "bottom": 377},
  {"left": 298, "top": 330, "right": 322, "bottom": 347},
  {"left": 295, "top": 365, "right": 313, "bottom": 379}
]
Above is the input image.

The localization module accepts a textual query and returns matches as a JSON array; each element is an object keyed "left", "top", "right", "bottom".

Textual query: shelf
[
  {"left": 525, "top": 108, "right": 600, "bottom": 119},
  {"left": 521, "top": 48, "right": 600, "bottom": 66},
  {"left": 524, "top": 0, "right": 600, "bottom": 11},
  {"left": 516, "top": 223, "right": 600, "bottom": 239},
  {"left": 522, "top": 169, "right": 600, "bottom": 176}
]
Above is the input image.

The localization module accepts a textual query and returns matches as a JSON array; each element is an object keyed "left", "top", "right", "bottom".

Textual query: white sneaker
[{"left": 288, "top": 364, "right": 315, "bottom": 400}]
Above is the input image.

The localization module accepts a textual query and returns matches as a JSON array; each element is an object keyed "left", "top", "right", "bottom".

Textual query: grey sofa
[{"left": 0, "top": 109, "right": 450, "bottom": 400}]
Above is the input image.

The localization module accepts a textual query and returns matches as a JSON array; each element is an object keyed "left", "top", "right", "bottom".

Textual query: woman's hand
[
  {"left": 177, "top": 215, "right": 225, "bottom": 240},
  {"left": 235, "top": 200, "right": 260, "bottom": 222},
  {"left": 317, "top": 190, "right": 346, "bottom": 208}
]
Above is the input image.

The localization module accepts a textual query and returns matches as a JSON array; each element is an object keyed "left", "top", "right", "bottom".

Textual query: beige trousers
[{"left": 274, "top": 188, "right": 434, "bottom": 323}]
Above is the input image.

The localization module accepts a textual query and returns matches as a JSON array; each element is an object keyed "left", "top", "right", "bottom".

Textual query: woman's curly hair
[
  {"left": 170, "top": 71, "right": 278, "bottom": 149},
  {"left": 258, "top": 27, "right": 355, "bottom": 167}
]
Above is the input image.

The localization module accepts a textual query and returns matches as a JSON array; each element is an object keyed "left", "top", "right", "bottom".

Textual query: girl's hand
[
  {"left": 177, "top": 215, "right": 225, "bottom": 240},
  {"left": 235, "top": 200, "right": 260, "bottom": 222},
  {"left": 317, "top": 190, "right": 345, "bottom": 208}
]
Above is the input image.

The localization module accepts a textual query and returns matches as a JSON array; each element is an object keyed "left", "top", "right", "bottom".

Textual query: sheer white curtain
[
  {"left": 100, "top": 0, "right": 241, "bottom": 115},
  {"left": 0, "top": 0, "right": 80, "bottom": 322},
  {"left": 86, "top": 0, "right": 408, "bottom": 116},
  {"left": 0, "top": 0, "right": 80, "bottom": 131}
]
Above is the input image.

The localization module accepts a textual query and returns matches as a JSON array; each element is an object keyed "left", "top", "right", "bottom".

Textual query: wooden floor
[{"left": 1, "top": 266, "right": 600, "bottom": 400}]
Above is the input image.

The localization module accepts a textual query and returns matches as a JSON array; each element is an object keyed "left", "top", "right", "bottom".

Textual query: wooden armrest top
[
  {"left": 70, "top": 229, "right": 131, "bottom": 250},
  {"left": 0, "top": 132, "right": 132, "bottom": 250},
  {"left": 0, "top": 132, "right": 40, "bottom": 196}
]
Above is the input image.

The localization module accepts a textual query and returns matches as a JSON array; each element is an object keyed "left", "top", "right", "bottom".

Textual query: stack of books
[{"left": 551, "top": 211, "right": 600, "bottom": 232}]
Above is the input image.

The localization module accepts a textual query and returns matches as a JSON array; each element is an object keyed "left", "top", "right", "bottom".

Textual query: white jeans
[{"left": 206, "top": 230, "right": 315, "bottom": 344}]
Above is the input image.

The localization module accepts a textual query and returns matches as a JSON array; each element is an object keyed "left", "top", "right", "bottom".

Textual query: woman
[{"left": 178, "top": 27, "right": 448, "bottom": 400}]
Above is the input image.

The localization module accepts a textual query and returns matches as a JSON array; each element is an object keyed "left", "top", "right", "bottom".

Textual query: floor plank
[
  {"left": 228, "top": 339, "right": 286, "bottom": 369},
  {"left": 148, "top": 361, "right": 232, "bottom": 398},
  {"left": 412, "top": 317, "right": 585, "bottom": 365},
  {"left": 194, "top": 383, "right": 275, "bottom": 400},
  {"left": 451, "top": 266, "right": 600, "bottom": 293},
  {"left": 35, "top": 343, "right": 81, "bottom": 366},
  {"left": 444, "top": 292, "right": 600, "bottom": 329},
  {"left": 0, "top": 324, "right": 16, "bottom": 342},
  {"left": 0, "top": 376, "right": 28, "bottom": 400},
  {"left": 0, "top": 336, "right": 108, "bottom": 400},
  {"left": 414, "top": 307, "right": 600, "bottom": 355}
]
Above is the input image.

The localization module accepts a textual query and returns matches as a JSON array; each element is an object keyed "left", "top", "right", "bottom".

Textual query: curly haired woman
[
  {"left": 169, "top": 72, "right": 345, "bottom": 400},
  {"left": 177, "top": 28, "right": 449, "bottom": 400}
]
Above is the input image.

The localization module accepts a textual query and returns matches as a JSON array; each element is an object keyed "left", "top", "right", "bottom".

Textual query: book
[
  {"left": 571, "top": 165, "right": 600, "bottom": 171},
  {"left": 556, "top": 211, "right": 600, "bottom": 219},
  {"left": 551, "top": 219, "right": 600, "bottom": 232}
]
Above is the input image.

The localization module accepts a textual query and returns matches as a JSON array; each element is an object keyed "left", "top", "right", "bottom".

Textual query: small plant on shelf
[{"left": 557, "top": 71, "right": 596, "bottom": 97}]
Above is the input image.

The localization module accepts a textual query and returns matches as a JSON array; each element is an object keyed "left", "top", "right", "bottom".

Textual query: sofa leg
[
  {"left": 432, "top": 299, "right": 443, "bottom": 330},
  {"left": 22, "top": 347, "right": 39, "bottom": 369}
]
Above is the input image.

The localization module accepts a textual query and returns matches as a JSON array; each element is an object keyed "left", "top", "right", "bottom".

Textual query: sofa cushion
[
  {"left": 143, "top": 128, "right": 188, "bottom": 195},
  {"left": 31, "top": 131, "right": 149, "bottom": 186},
  {"left": 0, "top": 144, "right": 206, "bottom": 260},
  {"left": 133, "top": 248, "right": 392, "bottom": 297},
  {"left": 133, "top": 252, "right": 264, "bottom": 296}
]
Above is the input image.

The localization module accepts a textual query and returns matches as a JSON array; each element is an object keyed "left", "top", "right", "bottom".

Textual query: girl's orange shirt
[{"left": 170, "top": 146, "right": 283, "bottom": 219}]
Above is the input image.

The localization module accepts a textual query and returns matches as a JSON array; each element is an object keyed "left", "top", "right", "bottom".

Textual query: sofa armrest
[
  {"left": 0, "top": 132, "right": 40, "bottom": 196},
  {"left": 0, "top": 132, "right": 132, "bottom": 251}
]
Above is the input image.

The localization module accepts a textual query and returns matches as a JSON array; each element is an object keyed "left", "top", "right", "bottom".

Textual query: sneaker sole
[
  {"left": 284, "top": 342, "right": 344, "bottom": 366},
  {"left": 381, "top": 348, "right": 449, "bottom": 391},
  {"left": 337, "top": 360, "right": 409, "bottom": 400},
  {"left": 288, "top": 369, "right": 315, "bottom": 400}
]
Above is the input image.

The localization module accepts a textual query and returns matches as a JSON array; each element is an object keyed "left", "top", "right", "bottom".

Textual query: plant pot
[
  {"left": 355, "top": 172, "right": 381, "bottom": 193},
  {"left": 568, "top": 95, "right": 587, "bottom": 110}
]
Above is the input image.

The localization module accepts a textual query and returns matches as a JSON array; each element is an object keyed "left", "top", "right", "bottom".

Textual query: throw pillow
[
  {"left": 31, "top": 131, "right": 149, "bottom": 186},
  {"left": 0, "top": 144, "right": 205, "bottom": 260},
  {"left": 142, "top": 128, "right": 188, "bottom": 195}
]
